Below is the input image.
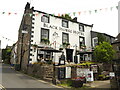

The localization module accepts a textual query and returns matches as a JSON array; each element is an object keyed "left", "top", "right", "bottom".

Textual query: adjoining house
[
  {"left": 10, "top": 43, "right": 17, "bottom": 66},
  {"left": 111, "top": 33, "right": 120, "bottom": 89},
  {"left": 91, "top": 31, "right": 115, "bottom": 48}
]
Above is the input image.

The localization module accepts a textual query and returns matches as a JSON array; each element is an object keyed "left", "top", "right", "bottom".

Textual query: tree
[
  {"left": 97, "top": 33, "right": 107, "bottom": 44},
  {"left": 94, "top": 41, "right": 115, "bottom": 63},
  {"left": 60, "top": 14, "right": 72, "bottom": 20},
  {"left": 2, "top": 48, "right": 11, "bottom": 64}
]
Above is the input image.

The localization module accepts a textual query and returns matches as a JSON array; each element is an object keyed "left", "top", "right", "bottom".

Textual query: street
[{"left": 1, "top": 64, "right": 63, "bottom": 89}]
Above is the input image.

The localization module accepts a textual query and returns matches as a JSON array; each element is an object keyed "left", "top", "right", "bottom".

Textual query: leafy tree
[
  {"left": 60, "top": 14, "right": 72, "bottom": 20},
  {"left": 2, "top": 48, "right": 11, "bottom": 64},
  {"left": 94, "top": 41, "right": 115, "bottom": 63},
  {"left": 97, "top": 33, "right": 107, "bottom": 44}
]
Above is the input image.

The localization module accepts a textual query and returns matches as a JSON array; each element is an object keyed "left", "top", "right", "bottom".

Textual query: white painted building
[{"left": 29, "top": 10, "right": 93, "bottom": 64}]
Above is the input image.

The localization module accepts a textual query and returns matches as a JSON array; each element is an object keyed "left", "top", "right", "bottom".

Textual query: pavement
[
  {"left": 1, "top": 64, "right": 64, "bottom": 89},
  {"left": 84, "top": 80, "right": 111, "bottom": 88}
]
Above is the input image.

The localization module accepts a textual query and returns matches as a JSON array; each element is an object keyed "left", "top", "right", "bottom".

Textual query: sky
[{"left": 0, "top": 0, "right": 119, "bottom": 49}]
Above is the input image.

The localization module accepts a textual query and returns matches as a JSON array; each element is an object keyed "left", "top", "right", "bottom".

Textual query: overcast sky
[{"left": 0, "top": 0, "right": 119, "bottom": 48}]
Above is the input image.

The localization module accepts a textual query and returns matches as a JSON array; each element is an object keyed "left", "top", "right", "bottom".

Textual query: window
[
  {"left": 62, "top": 20, "right": 68, "bottom": 28},
  {"left": 79, "top": 24, "right": 84, "bottom": 32},
  {"left": 62, "top": 33, "right": 69, "bottom": 43},
  {"left": 41, "top": 28, "right": 49, "bottom": 42},
  {"left": 79, "top": 36, "right": 85, "bottom": 48},
  {"left": 92, "top": 37, "right": 98, "bottom": 47},
  {"left": 41, "top": 15, "right": 49, "bottom": 23}
]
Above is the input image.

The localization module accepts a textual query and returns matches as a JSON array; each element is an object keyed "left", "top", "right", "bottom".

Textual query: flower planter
[{"left": 71, "top": 79, "right": 83, "bottom": 88}]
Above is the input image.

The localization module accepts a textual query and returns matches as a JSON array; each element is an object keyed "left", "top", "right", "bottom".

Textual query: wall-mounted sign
[
  {"left": 109, "top": 72, "right": 115, "bottom": 77},
  {"left": 90, "top": 64, "right": 98, "bottom": 73},
  {"left": 43, "top": 23, "right": 84, "bottom": 36},
  {"left": 66, "top": 67, "right": 71, "bottom": 78}
]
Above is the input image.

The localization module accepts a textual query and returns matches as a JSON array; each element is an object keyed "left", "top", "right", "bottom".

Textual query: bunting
[{"left": 0, "top": 5, "right": 118, "bottom": 17}]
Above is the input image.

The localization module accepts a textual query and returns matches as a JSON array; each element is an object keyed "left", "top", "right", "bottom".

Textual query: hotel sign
[{"left": 43, "top": 23, "right": 84, "bottom": 36}]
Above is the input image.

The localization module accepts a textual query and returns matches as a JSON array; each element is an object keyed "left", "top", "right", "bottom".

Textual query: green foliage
[
  {"left": 97, "top": 33, "right": 107, "bottom": 44},
  {"left": 41, "top": 38, "right": 50, "bottom": 44},
  {"left": 60, "top": 14, "right": 72, "bottom": 20},
  {"left": 2, "top": 48, "right": 12, "bottom": 64},
  {"left": 94, "top": 41, "right": 115, "bottom": 63}
]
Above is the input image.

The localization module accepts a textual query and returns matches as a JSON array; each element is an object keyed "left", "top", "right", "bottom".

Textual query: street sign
[
  {"left": 109, "top": 72, "right": 115, "bottom": 77},
  {"left": 22, "top": 30, "right": 28, "bottom": 33}
]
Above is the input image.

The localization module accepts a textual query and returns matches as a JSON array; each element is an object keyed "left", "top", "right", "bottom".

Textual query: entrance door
[{"left": 66, "top": 49, "right": 73, "bottom": 62}]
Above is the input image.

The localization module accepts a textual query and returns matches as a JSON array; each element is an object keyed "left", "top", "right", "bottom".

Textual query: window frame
[
  {"left": 79, "top": 24, "right": 84, "bottom": 32},
  {"left": 62, "top": 20, "right": 69, "bottom": 28},
  {"left": 62, "top": 32, "right": 69, "bottom": 43},
  {"left": 41, "top": 28, "right": 49, "bottom": 42},
  {"left": 41, "top": 15, "right": 49, "bottom": 23},
  {"left": 79, "top": 36, "right": 85, "bottom": 48}
]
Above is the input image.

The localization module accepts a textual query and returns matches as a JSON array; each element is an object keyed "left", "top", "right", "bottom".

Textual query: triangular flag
[
  {"left": 46, "top": 14, "right": 49, "bottom": 17},
  {"left": 8, "top": 12, "right": 11, "bottom": 15},
  {"left": 105, "top": 8, "right": 108, "bottom": 11},
  {"left": 52, "top": 14, "right": 55, "bottom": 16},
  {"left": 99, "top": 9, "right": 102, "bottom": 11},
  {"left": 110, "top": 7, "right": 113, "bottom": 11},
  {"left": 78, "top": 12, "right": 81, "bottom": 15},
  {"left": 29, "top": 13, "right": 32, "bottom": 17},
  {"left": 58, "top": 13, "right": 60, "bottom": 16},
  {"left": 73, "top": 12, "right": 76, "bottom": 16},
  {"left": 116, "top": 6, "right": 118, "bottom": 10},
  {"left": 35, "top": 13, "right": 38, "bottom": 16},
  {"left": 2, "top": 12, "right": 5, "bottom": 14},
  {"left": 84, "top": 11, "right": 86, "bottom": 14},
  {"left": 68, "top": 13, "right": 70, "bottom": 15},
  {"left": 89, "top": 11, "right": 92, "bottom": 14},
  {"left": 14, "top": 13, "right": 17, "bottom": 15},
  {"left": 95, "top": 10, "right": 97, "bottom": 13}
]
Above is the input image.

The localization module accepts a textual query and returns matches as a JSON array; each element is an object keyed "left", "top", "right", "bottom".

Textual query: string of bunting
[
  {"left": 0, "top": 6, "right": 118, "bottom": 17},
  {"left": 0, "top": 34, "right": 16, "bottom": 42}
]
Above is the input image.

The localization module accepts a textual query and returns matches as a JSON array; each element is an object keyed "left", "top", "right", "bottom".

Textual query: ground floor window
[{"left": 37, "top": 49, "right": 53, "bottom": 62}]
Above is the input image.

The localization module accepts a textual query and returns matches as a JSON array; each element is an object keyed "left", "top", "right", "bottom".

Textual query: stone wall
[{"left": 27, "top": 64, "right": 53, "bottom": 80}]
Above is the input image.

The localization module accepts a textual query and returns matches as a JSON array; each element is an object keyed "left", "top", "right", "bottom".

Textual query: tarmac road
[{"left": 1, "top": 64, "right": 63, "bottom": 89}]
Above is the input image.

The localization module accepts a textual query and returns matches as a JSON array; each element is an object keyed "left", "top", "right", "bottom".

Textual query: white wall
[{"left": 30, "top": 11, "right": 92, "bottom": 63}]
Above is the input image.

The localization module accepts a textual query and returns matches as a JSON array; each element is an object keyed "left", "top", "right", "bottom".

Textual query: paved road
[
  {"left": 1, "top": 64, "right": 63, "bottom": 89},
  {"left": 85, "top": 80, "right": 111, "bottom": 88}
]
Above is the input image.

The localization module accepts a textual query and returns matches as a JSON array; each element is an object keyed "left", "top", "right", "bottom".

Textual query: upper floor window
[
  {"left": 41, "top": 15, "right": 49, "bottom": 23},
  {"left": 79, "top": 36, "right": 85, "bottom": 48},
  {"left": 92, "top": 37, "right": 98, "bottom": 47},
  {"left": 79, "top": 24, "right": 84, "bottom": 32},
  {"left": 62, "top": 33, "right": 69, "bottom": 43},
  {"left": 62, "top": 20, "right": 68, "bottom": 28},
  {"left": 41, "top": 28, "right": 49, "bottom": 42}
]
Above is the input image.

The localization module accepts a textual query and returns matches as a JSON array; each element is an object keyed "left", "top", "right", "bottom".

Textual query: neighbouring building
[
  {"left": 111, "top": 33, "right": 120, "bottom": 89},
  {"left": 10, "top": 43, "right": 17, "bottom": 66},
  {"left": 0, "top": 40, "right": 1, "bottom": 62},
  {"left": 91, "top": 31, "right": 115, "bottom": 48}
]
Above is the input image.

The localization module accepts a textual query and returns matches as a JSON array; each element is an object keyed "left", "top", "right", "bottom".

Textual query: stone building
[{"left": 111, "top": 33, "right": 120, "bottom": 89}]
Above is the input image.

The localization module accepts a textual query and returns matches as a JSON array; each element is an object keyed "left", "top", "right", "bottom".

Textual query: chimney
[
  {"left": 72, "top": 17, "right": 77, "bottom": 22},
  {"left": 25, "top": 2, "right": 30, "bottom": 10}
]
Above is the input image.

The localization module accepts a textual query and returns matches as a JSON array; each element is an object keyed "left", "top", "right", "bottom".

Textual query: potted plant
[
  {"left": 41, "top": 38, "right": 50, "bottom": 44},
  {"left": 32, "top": 44, "right": 38, "bottom": 48},
  {"left": 62, "top": 42, "right": 70, "bottom": 48}
]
